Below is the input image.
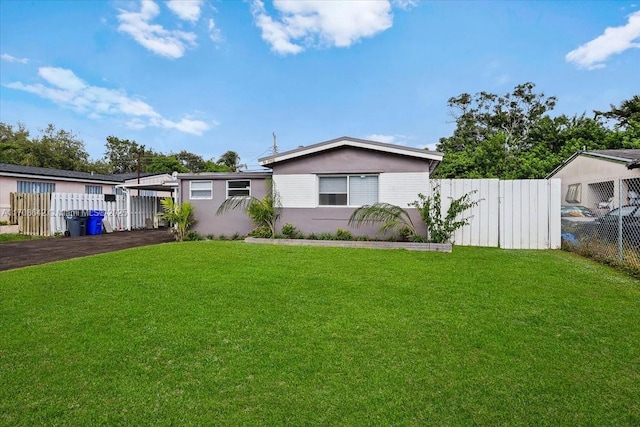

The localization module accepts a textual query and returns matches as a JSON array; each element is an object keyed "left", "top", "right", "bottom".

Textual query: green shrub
[
  {"left": 316, "top": 232, "right": 335, "bottom": 240},
  {"left": 183, "top": 230, "right": 202, "bottom": 241},
  {"left": 249, "top": 226, "right": 273, "bottom": 239},
  {"left": 281, "top": 223, "right": 301, "bottom": 239},
  {"left": 335, "top": 228, "right": 353, "bottom": 241},
  {"left": 0, "top": 220, "right": 9, "bottom": 226}
]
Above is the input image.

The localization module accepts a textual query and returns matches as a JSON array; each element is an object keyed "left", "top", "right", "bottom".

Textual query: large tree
[
  {"left": 434, "top": 85, "right": 638, "bottom": 179},
  {"left": 0, "top": 122, "right": 92, "bottom": 171},
  {"left": 103, "top": 136, "right": 143, "bottom": 174}
]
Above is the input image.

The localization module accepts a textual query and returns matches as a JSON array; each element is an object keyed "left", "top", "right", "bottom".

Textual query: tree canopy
[
  {"left": 434, "top": 84, "right": 639, "bottom": 179},
  {"left": 0, "top": 125, "right": 235, "bottom": 175}
]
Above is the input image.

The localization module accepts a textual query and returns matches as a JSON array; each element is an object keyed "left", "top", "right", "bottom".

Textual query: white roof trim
[{"left": 260, "top": 138, "right": 442, "bottom": 166}]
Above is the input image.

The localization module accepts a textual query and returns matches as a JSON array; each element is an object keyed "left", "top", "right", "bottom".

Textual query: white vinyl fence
[
  {"left": 50, "top": 193, "right": 160, "bottom": 235},
  {"left": 436, "top": 179, "right": 561, "bottom": 249}
]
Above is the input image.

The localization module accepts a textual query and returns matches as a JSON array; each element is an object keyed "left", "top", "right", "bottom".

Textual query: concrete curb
[{"left": 244, "top": 237, "right": 452, "bottom": 252}]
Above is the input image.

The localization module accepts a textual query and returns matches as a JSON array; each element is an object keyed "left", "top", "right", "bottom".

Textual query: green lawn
[
  {"left": 1, "top": 242, "right": 638, "bottom": 425},
  {"left": 0, "top": 233, "right": 42, "bottom": 242}
]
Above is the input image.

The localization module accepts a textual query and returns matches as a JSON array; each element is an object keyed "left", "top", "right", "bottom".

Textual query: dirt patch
[{"left": 0, "top": 230, "right": 175, "bottom": 272}]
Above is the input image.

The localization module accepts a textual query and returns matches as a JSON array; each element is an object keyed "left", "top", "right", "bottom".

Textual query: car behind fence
[{"left": 561, "top": 179, "right": 640, "bottom": 272}]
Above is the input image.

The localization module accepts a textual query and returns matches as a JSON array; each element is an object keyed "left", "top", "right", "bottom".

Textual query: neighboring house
[
  {"left": 181, "top": 136, "right": 443, "bottom": 237},
  {"left": 0, "top": 163, "right": 124, "bottom": 221},
  {"left": 547, "top": 149, "right": 640, "bottom": 214},
  {"left": 0, "top": 163, "right": 171, "bottom": 222}
]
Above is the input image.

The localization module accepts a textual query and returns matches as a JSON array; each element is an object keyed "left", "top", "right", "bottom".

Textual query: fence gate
[{"left": 436, "top": 179, "right": 561, "bottom": 250}]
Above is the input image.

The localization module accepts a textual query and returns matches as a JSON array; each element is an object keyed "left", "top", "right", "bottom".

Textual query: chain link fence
[{"left": 561, "top": 178, "right": 640, "bottom": 274}]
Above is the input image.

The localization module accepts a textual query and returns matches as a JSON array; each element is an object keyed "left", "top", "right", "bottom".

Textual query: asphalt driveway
[{"left": 0, "top": 230, "right": 175, "bottom": 271}]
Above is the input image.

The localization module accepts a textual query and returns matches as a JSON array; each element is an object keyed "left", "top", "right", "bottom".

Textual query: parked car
[
  {"left": 561, "top": 205, "right": 596, "bottom": 218},
  {"left": 578, "top": 205, "right": 640, "bottom": 249}
]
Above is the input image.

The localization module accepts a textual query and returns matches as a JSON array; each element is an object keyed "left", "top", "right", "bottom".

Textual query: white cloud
[
  {"left": 251, "top": 0, "right": 394, "bottom": 55},
  {"left": 366, "top": 133, "right": 437, "bottom": 150},
  {"left": 566, "top": 10, "right": 640, "bottom": 69},
  {"left": 117, "top": 0, "right": 197, "bottom": 59},
  {"left": 4, "top": 66, "right": 212, "bottom": 135},
  {"left": 366, "top": 134, "right": 400, "bottom": 144},
  {"left": 1, "top": 53, "right": 29, "bottom": 64},
  {"left": 167, "top": 0, "right": 203, "bottom": 23},
  {"left": 208, "top": 18, "right": 222, "bottom": 43},
  {"left": 392, "top": 0, "right": 418, "bottom": 11}
]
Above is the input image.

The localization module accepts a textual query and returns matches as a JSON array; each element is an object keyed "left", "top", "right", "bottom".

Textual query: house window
[
  {"left": 112, "top": 187, "right": 125, "bottom": 196},
  {"left": 565, "top": 183, "right": 581, "bottom": 203},
  {"left": 17, "top": 180, "right": 55, "bottom": 194},
  {"left": 227, "top": 180, "right": 251, "bottom": 197},
  {"left": 318, "top": 175, "right": 378, "bottom": 206},
  {"left": 140, "top": 190, "right": 157, "bottom": 197},
  {"left": 190, "top": 180, "right": 212, "bottom": 199},
  {"left": 85, "top": 185, "right": 103, "bottom": 194}
]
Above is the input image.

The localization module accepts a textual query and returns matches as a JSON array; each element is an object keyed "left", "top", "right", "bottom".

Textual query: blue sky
[{"left": 1, "top": 0, "right": 639, "bottom": 169}]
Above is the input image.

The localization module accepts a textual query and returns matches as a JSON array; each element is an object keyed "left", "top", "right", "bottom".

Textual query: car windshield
[{"left": 602, "top": 206, "right": 638, "bottom": 220}]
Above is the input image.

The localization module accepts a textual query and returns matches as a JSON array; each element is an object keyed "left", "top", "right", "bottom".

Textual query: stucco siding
[
  {"left": 379, "top": 172, "right": 430, "bottom": 206},
  {"left": 553, "top": 155, "right": 640, "bottom": 211},
  {"left": 279, "top": 207, "right": 428, "bottom": 237},
  {"left": 182, "top": 177, "right": 269, "bottom": 236}
]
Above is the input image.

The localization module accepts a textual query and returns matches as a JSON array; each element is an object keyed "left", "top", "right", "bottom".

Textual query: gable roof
[
  {"left": 546, "top": 149, "right": 640, "bottom": 178},
  {"left": 0, "top": 163, "right": 156, "bottom": 184},
  {"left": 259, "top": 136, "right": 443, "bottom": 167}
]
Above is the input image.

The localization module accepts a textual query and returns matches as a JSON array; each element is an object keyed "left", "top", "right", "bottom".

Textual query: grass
[
  {"left": 1, "top": 242, "right": 639, "bottom": 425},
  {"left": 0, "top": 233, "right": 42, "bottom": 243}
]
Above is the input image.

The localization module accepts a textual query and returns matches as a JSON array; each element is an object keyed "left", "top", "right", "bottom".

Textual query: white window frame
[
  {"left": 17, "top": 180, "right": 56, "bottom": 194},
  {"left": 226, "top": 180, "right": 251, "bottom": 198},
  {"left": 190, "top": 180, "right": 213, "bottom": 200},
  {"left": 85, "top": 185, "right": 103, "bottom": 194},
  {"left": 318, "top": 175, "right": 378, "bottom": 207}
]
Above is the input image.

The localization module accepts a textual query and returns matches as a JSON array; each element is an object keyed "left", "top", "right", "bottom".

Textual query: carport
[{"left": 115, "top": 179, "right": 179, "bottom": 231}]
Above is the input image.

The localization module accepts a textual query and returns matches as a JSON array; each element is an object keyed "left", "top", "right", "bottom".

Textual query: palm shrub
[
  {"left": 349, "top": 182, "right": 479, "bottom": 243},
  {"left": 217, "top": 179, "right": 281, "bottom": 238},
  {"left": 158, "top": 198, "right": 195, "bottom": 241},
  {"left": 348, "top": 203, "right": 424, "bottom": 242}
]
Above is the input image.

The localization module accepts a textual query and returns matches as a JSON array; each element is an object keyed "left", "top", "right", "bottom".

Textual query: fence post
[{"left": 618, "top": 178, "right": 624, "bottom": 262}]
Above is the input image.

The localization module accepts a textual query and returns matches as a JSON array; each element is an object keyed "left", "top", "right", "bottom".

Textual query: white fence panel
[
  {"left": 499, "top": 179, "right": 561, "bottom": 249},
  {"left": 436, "top": 179, "right": 500, "bottom": 247},
  {"left": 50, "top": 193, "right": 159, "bottom": 235}
]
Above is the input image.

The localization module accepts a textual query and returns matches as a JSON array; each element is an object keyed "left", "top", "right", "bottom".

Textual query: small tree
[
  {"left": 216, "top": 180, "right": 281, "bottom": 238},
  {"left": 158, "top": 198, "right": 195, "bottom": 241},
  {"left": 349, "top": 182, "right": 479, "bottom": 243},
  {"left": 410, "top": 182, "right": 479, "bottom": 243}
]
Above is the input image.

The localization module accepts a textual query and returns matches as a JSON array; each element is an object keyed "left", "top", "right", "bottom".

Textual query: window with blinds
[
  {"left": 190, "top": 180, "right": 213, "bottom": 199},
  {"left": 85, "top": 185, "right": 103, "bottom": 194},
  {"left": 17, "top": 180, "right": 56, "bottom": 193},
  {"left": 318, "top": 175, "right": 378, "bottom": 206}
]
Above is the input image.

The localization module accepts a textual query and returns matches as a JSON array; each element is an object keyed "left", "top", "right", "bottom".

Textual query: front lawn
[{"left": 1, "top": 243, "right": 638, "bottom": 425}]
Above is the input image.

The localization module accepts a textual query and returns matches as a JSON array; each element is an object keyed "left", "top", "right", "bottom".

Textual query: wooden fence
[
  {"left": 9, "top": 193, "right": 51, "bottom": 236},
  {"left": 10, "top": 193, "right": 161, "bottom": 236}
]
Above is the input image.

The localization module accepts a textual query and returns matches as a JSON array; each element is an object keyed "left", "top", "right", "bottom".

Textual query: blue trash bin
[{"left": 87, "top": 210, "right": 105, "bottom": 235}]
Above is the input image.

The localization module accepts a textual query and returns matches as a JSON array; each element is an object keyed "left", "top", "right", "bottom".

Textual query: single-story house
[
  {"left": 180, "top": 136, "right": 443, "bottom": 237},
  {"left": 547, "top": 149, "right": 640, "bottom": 214},
  {"left": 0, "top": 163, "right": 173, "bottom": 222}
]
